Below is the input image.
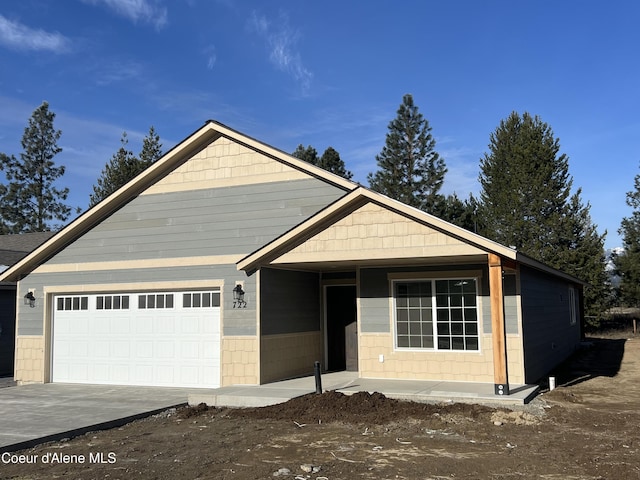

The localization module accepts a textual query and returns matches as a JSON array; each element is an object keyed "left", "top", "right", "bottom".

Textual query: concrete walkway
[
  {"left": 0, "top": 383, "right": 197, "bottom": 452},
  {"left": 0, "top": 376, "right": 538, "bottom": 453},
  {"left": 189, "top": 372, "right": 539, "bottom": 408}
]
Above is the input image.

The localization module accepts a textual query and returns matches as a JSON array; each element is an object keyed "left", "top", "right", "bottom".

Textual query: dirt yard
[{"left": 2, "top": 333, "right": 639, "bottom": 480}]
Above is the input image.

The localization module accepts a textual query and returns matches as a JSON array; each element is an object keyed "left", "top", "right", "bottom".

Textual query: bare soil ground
[{"left": 2, "top": 333, "right": 640, "bottom": 480}]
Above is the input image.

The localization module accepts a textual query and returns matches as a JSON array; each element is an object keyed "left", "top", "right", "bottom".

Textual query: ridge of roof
[
  {"left": 237, "top": 186, "right": 587, "bottom": 286},
  {"left": 0, "top": 120, "right": 357, "bottom": 283}
]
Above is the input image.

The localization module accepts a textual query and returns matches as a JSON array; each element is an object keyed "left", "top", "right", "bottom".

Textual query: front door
[{"left": 325, "top": 285, "right": 358, "bottom": 371}]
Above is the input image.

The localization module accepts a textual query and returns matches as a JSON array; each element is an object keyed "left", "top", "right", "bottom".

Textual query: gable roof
[
  {"left": 0, "top": 231, "right": 55, "bottom": 285},
  {"left": 0, "top": 120, "right": 357, "bottom": 283},
  {"left": 237, "top": 187, "right": 587, "bottom": 286}
]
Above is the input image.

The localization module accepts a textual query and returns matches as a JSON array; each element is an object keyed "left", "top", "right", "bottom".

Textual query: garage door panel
[{"left": 52, "top": 291, "right": 221, "bottom": 388}]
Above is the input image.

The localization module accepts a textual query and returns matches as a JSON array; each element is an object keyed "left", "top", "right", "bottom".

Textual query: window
[
  {"left": 138, "top": 293, "right": 174, "bottom": 309},
  {"left": 96, "top": 295, "right": 130, "bottom": 310},
  {"left": 395, "top": 278, "right": 479, "bottom": 351},
  {"left": 56, "top": 296, "right": 88, "bottom": 311},
  {"left": 183, "top": 291, "right": 221, "bottom": 308},
  {"left": 568, "top": 287, "right": 577, "bottom": 326}
]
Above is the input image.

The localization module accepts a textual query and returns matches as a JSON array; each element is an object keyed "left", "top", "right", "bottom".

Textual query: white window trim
[{"left": 391, "top": 276, "right": 482, "bottom": 353}]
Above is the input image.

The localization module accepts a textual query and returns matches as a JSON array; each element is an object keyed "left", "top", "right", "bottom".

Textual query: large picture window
[{"left": 395, "top": 278, "right": 479, "bottom": 351}]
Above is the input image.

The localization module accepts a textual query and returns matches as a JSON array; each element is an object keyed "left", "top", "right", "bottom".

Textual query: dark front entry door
[{"left": 326, "top": 285, "right": 358, "bottom": 372}]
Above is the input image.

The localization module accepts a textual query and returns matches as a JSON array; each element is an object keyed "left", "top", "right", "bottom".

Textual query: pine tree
[
  {"left": 479, "top": 111, "right": 608, "bottom": 319},
  {"left": 615, "top": 165, "right": 640, "bottom": 308},
  {"left": 368, "top": 94, "right": 446, "bottom": 212},
  {"left": 89, "top": 128, "right": 162, "bottom": 208},
  {"left": 292, "top": 144, "right": 319, "bottom": 165},
  {"left": 318, "top": 147, "right": 353, "bottom": 180},
  {"left": 0, "top": 102, "right": 72, "bottom": 233},
  {"left": 292, "top": 144, "right": 353, "bottom": 180},
  {"left": 139, "top": 126, "right": 163, "bottom": 166},
  {"left": 479, "top": 112, "right": 572, "bottom": 263}
]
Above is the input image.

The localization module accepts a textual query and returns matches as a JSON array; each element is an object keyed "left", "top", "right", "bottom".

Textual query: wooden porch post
[{"left": 488, "top": 253, "right": 510, "bottom": 395}]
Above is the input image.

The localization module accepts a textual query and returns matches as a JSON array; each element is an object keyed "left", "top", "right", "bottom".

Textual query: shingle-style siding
[
  {"left": 520, "top": 265, "right": 581, "bottom": 383},
  {"left": 48, "top": 180, "right": 344, "bottom": 263},
  {"left": 260, "top": 268, "right": 321, "bottom": 335}
]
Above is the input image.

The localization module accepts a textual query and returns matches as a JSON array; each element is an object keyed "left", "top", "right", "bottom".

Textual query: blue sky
[{"left": 0, "top": 0, "right": 638, "bottom": 249}]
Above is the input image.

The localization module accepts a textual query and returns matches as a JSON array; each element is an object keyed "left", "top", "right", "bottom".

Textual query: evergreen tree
[
  {"left": 368, "top": 94, "right": 446, "bottom": 212},
  {"left": 292, "top": 144, "right": 353, "bottom": 180},
  {"left": 438, "top": 193, "right": 480, "bottom": 233},
  {"left": 89, "top": 128, "right": 163, "bottom": 207},
  {"left": 292, "top": 144, "right": 319, "bottom": 165},
  {"left": 478, "top": 112, "right": 572, "bottom": 263},
  {"left": 318, "top": 147, "right": 353, "bottom": 180},
  {"left": 0, "top": 102, "right": 72, "bottom": 233},
  {"left": 479, "top": 111, "right": 608, "bottom": 318},
  {"left": 139, "top": 126, "right": 163, "bottom": 166},
  {"left": 615, "top": 165, "right": 640, "bottom": 308}
]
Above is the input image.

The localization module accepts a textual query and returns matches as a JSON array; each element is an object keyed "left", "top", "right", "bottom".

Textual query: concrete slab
[
  {"left": 0, "top": 383, "right": 196, "bottom": 452},
  {"left": 189, "top": 372, "right": 539, "bottom": 408}
]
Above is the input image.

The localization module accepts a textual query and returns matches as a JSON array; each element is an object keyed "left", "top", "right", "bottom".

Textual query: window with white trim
[
  {"left": 138, "top": 293, "right": 174, "bottom": 309},
  {"left": 394, "top": 278, "right": 479, "bottom": 351},
  {"left": 96, "top": 295, "right": 130, "bottom": 310},
  {"left": 183, "top": 291, "right": 221, "bottom": 308},
  {"left": 56, "top": 296, "right": 89, "bottom": 311}
]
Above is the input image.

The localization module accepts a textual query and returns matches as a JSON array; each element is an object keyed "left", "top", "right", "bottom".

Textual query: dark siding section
[
  {"left": 260, "top": 268, "right": 320, "bottom": 335},
  {"left": 0, "top": 287, "right": 16, "bottom": 376},
  {"left": 520, "top": 265, "right": 581, "bottom": 383}
]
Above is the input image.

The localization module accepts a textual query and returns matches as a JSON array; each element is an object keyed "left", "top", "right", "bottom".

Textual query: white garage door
[{"left": 52, "top": 290, "right": 221, "bottom": 388}]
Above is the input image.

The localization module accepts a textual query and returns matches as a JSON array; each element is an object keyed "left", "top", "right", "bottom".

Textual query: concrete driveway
[{"left": 0, "top": 383, "right": 195, "bottom": 452}]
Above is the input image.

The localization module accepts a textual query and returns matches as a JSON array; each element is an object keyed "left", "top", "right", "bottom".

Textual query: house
[
  {"left": 0, "top": 121, "right": 584, "bottom": 395},
  {"left": 0, "top": 232, "right": 55, "bottom": 377}
]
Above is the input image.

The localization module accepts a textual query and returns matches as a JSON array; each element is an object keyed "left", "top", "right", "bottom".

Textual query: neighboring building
[
  {"left": 0, "top": 121, "right": 585, "bottom": 395},
  {"left": 0, "top": 232, "right": 55, "bottom": 377}
]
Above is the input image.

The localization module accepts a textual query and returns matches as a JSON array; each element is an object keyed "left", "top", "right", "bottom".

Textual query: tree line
[{"left": 2, "top": 98, "right": 640, "bottom": 319}]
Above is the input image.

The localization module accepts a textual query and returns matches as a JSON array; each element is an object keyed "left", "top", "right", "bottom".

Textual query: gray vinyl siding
[
  {"left": 49, "top": 179, "right": 345, "bottom": 263},
  {"left": 17, "top": 177, "right": 347, "bottom": 337},
  {"left": 359, "top": 268, "right": 390, "bottom": 333},
  {"left": 17, "top": 264, "right": 257, "bottom": 336},
  {"left": 260, "top": 268, "right": 321, "bottom": 335},
  {"left": 520, "top": 265, "right": 581, "bottom": 383},
  {"left": 359, "top": 265, "right": 500, "bottom": 334},
  {"left": 480, "top": 273, "right": 519, "bottom": 335}
]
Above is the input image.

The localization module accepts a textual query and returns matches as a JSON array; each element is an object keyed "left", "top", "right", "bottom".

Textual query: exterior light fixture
[
  {"left": 232, "top": 284, "right": 246, "bottom": 308},
  {"left": 24, "top": 291, "right": 36, "bottom": 308}
]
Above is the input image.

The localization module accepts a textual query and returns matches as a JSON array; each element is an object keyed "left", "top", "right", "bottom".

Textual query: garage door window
[
  {"left": 138, "top": 293, "right": 174, "bottom": 309},
  {"left": 56, "top": 296, "right": 88, "bottom": 311},
  {"left": 97, "top": 295, "right": 130, "bottom": 310},
  {"left": 183, "top": 291, "right": 221, "bottom": 308}
]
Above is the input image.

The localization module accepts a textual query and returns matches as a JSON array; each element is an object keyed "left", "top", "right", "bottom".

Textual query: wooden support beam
[{"left": 488, "top": 253, "right": 510, "bottom": 395}]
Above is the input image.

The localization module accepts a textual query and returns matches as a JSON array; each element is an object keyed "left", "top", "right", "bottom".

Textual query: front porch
[{"left": 189, "top": 371, "right": 539, "bottom": 408}]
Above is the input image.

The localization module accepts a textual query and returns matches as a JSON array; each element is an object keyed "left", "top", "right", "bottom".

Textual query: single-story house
[
  {"left": 0, "top": 232, "right": 55, "bottom": 376},
  {"left": 0, "top": 121, "right": 585, "bottom": 396}
]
